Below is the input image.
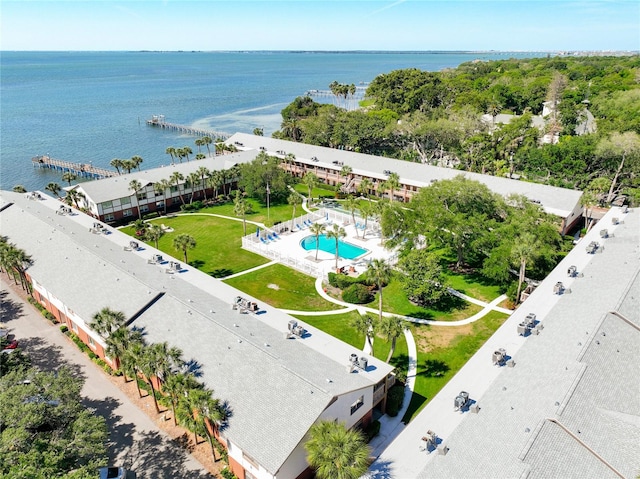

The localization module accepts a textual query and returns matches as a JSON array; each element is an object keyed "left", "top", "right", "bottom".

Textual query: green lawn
[
  {"left": 199, "top": 197, "right": 300, "bottom": 228},
  {"left": 122, "top": 214, "right": 269, "bottom": 277},
  {"left": 402, "top": 310, "right": 509, "bottom": 422},
  {"left": 365, "top": 275, "right": 483, "bottom": 322},
  {"left": 297, "top": 310, "right": 409, "bottom": 364},
  {"left": 224, "top": 264, "right": 338, "bottom": 311},
  {"left": 444, "top": 271, "right": 504, "bottom": 303}
]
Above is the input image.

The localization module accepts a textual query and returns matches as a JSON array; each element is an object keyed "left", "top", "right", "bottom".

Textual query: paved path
[{"left": 0, "top": 280, "right": 212, "bottom": 479}]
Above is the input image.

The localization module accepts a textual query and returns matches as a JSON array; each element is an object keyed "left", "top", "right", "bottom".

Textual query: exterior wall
[
  {"left": 319, "top": 385, "right": 374, "bottom": 429},
  {"left": 227, "top": 440, "right": 274, "bottom": 479},
  {"left": 29, "top": 276, "right": 113, "bottom": 367}
]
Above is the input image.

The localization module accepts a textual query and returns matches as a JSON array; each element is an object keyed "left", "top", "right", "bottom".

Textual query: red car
[{"left": 1, "top": 339, "right": 18, "bottom": 350}]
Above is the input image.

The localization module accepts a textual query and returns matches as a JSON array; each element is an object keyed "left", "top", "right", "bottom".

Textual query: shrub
[
  {"left": 342, "top": 283, "right": 374, "bottom": 304},
  {"left": 386, "top": 385, "right": 405, "bottom": 417},
  {"left": 328, "top": 272, "right": 363, "bottom": 289},
  {"left": 220, "top": 469, "right": 238, "bottom": 479},
  {"left": 365, "top": 420, "right": 381, "bottom": 442},
  {"left": 44, "top": 311, "right": 57, "bottom": 323},
  {"left": 59, "top": 325, "right": 68, "bottom": 333}
]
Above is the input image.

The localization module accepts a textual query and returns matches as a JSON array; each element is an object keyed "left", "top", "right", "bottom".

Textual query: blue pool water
[{"left": 300, "top": 234, "right": 368, "bottom": 260}]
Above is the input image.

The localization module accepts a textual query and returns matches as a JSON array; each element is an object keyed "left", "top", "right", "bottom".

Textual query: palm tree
[
  {"left": 202, "top": 136, "right": 212, "bottom": 156},
  {"left": 233, "top": 191, "right": 250, "bottom": 235},
  {"left": 326, "top": 224, "right": 346, "bottom": 270},
  {"left": 170, "top": 171, "right": 186, "bottom": 205},
  {"left": 124, "top": 340, "right": 147, "bottom": 398},
  {"left": 196, "top": 166, "right": 210, "bottom": 202},
  {"left": 345, "top": 195, "right": 360, "bottom": 238},
  {"left": 512, "top": 233, "right": 537, "bottom": 304},
  {"left": 129, "top": 179, "right": 143, "bottom": 220},
  {"left": 106, "top": 326, "right": 143, "bottom": 378},
  {"left": 365, "top": 258, "right": 392, "bottom": 323},
  {"left": 379, "top": 315, "right": 405, "bottom": 362},
  {"left": 340, "top": 164, "right": 353, "bottom": 190},
  {"left": 387, "top": 172, "right": 400, "bottom": 202},
  {"left": 358, "top": 201, "right": 372, "bottom": 240},
  {"left": 0, "top": 238, "right": 33, "bottom": 293},
  {"left": 182, "top": 387, "right": 227, "bottom": 461},
  {"left": 186, "top": 172, "right": 201, "bottom": 204},
  {"left": 305, "top": 420, "right": 370, "bottom": 479},
  {"left": 288, "top": 192, "right": 302, "bottom": 231},
  {"left": 65, "top": 189, "right": 85, "bottom": 209},
  {"left": 208, "top": 171, "right": 223, "bottom": 201},
  {"left": 302, "top": 172, "right": 318, "bottom": 204},
  {"left": 163, "top": 372, "right": 199, "bottom": 426},
  {"left": 358, "top": 177, "right": 373, "bottom": 203},
  {"left": 90, "top": 307, "right": 126, "bottom": 337},
  {"left": 45, "top": 182, "right": 62, "bottom": 198},
  {"left": 110, "top": 158, "right": 123, "bottom": 174},
  {"left": 130, "top": 155, "right": 143, "bottom": 172},
  {"left": 122, "top": 159, "right": 136, "bottom": 174},
  {"left": 173, "top": 233, "right": 196, "bottom": 264},
  {"left": 165, "top": 147, "right": 176, "bottom": 165},
  {"left": 308, "top": 222, "right": 326, "bottom": 261},
  {"left": 61, "top": 172, "right": 77, "bottom": 186},
  {"left": 182, "top": 146, "right": 193, "bottom": 162},
  {"left": 139, "top": 341, "right": 183, "bottom": 414},
  {"left": 194, "top": 138, "right": 204, "bottom": 154},
  {"left": 350, "top": 313, "right": 377, "bottom": 356},
  {"left": 146, "top": 223, "right": 165, "bottom": 249},
  {"left": 154, "top": 179, "right": 172, "bottom": 215},
  {"left": 12, "top": 185, "right": 27, "bottom": 193}
]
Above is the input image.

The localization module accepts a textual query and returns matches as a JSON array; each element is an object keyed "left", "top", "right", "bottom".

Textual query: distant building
[{"left": 70, "top": 133, "right": 584, "bottom": 234}]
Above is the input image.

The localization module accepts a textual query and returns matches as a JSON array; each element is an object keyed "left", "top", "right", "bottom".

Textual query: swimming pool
[{"left": 300, "top": 234, "right": 369, "bottom": 260}]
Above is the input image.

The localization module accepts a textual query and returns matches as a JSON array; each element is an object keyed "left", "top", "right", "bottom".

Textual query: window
[
  {"left": 137, "top": 192, "right": 147, "bottom": 201},
  {"left": 350, "top": 395, "right": 364, "bottom": 415},
  {"left": 71, "top": 321, "right": 78, "bottom": 333},
  {"left": 120, "top": 196, "right": 131, "bottom": 205},
  {"left": 123, "top": 209, "right": 132, "bottom": 217},
  {"left": 104, "top": 213, "right": 115, "bottom": 222},
  {"left": 88, "top": 336, "right": 96, "bottom": 348},
  {"left": 101, "top": 200, "right": 113, "bottom": 209},
  {"left": 139, "top": 204, "right": 149, "bottom": 213}
]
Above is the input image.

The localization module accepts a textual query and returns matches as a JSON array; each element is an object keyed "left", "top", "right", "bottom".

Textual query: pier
[
  {"left": 146, "top": 115, "right": 230, "bottom": 140},
  {"left": 32, "top": 156, "right": 118, "bottom": 179}
]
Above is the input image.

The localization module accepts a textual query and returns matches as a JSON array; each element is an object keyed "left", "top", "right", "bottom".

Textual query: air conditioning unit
[
  {"left": 173, "top": 262, "right": 181, "bottom": 271},
  {"left": 129, "top": 241, "right": 139, "bottom": 250},
  {"left": 349, "top": 353, "right": 358, "bottom": 364},
  {"left": 288, "top": 320, "right": 298, "bottom": 332},
  {"left": 358, "top": 356, "right": 368, "bottom": 370}
]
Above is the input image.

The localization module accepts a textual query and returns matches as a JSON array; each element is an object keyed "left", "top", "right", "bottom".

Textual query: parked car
[
  {"left": 1, "top": 339, "right": 18, "bottom": 351},
  {"left": 99, "top": 467, "right": 135, "bottom": 479}
]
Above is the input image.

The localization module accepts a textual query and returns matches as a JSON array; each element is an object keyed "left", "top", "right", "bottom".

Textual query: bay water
[{"left": 1, "top": 51, "right": 544, "bottom": 191}]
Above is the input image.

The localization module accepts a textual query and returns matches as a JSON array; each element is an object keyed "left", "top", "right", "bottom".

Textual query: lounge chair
[
  {"left": 260, "top": 237, "right": 268, "bottom": 244},
  {"left": 296, "top": 223, "right": 304, "bottom": 230},
  {"left": 272, "top": 232, "right": 280, "bottom": 239}
]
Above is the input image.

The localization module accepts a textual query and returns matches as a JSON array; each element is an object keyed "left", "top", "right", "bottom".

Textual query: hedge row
[
  {"left": 386, "top": 385, "right": 405, "bottom": 417},
  {"left": 27, "top": 296, "right": 57, "bottom": 323}
]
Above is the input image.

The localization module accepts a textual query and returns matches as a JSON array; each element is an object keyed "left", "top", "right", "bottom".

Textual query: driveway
[{"left": 0, "top": 281, "right": 212, "bottom": 479}]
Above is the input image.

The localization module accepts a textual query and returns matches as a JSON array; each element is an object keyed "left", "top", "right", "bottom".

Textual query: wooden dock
[
  {"left": 32, "top": 156, "right": 118, "bottom": 179},
  {"left": 146, "top": 115, "right": 230, "bottom": 140}
]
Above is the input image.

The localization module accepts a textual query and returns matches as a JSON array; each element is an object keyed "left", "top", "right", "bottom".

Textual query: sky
[{"left": 1, "top": 0, "right": 638, "bottom": 52}]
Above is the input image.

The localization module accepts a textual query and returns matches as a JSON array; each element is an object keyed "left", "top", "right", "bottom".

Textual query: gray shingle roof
[
  {"left": 0, "top": 190, "right": 392, "bottom": 475},
  {"left": 226, "top": 133, "right": 583, "bottom": 218}
]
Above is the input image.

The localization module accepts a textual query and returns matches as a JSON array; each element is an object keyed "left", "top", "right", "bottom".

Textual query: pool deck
[{"left": 247, "top": 216, "right": 396, "bottom": 278}]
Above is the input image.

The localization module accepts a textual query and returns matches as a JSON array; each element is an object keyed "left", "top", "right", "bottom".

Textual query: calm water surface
[{"left": 1, "top": 51, "right": 545, "bottom": 191}]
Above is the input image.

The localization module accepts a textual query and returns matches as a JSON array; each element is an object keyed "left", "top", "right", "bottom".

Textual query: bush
[
  {"left": 386, "top": 385, "right": 405, "bottom": 417},
  {"left": 220, "top": 469, "right": 238, "bottom": 479},
  {"left": 328, "top": 272, "right": 363, "bottom": 290},
  {"left": 180, "top": 201, "right": 204, "bottom": 212},
  {"left": 59, "top": 325, "right": 68, "bottom": 333},
  {"left": 342, "top": 283, "right": 374, "bottom": 304},
  {"left": 365, "top": 420, "right": 381, "bottom": 442}
]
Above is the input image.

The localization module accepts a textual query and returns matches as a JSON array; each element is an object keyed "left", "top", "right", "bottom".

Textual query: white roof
[{"left": 226, "top": 133, "right": 583, "bottom": 218}]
